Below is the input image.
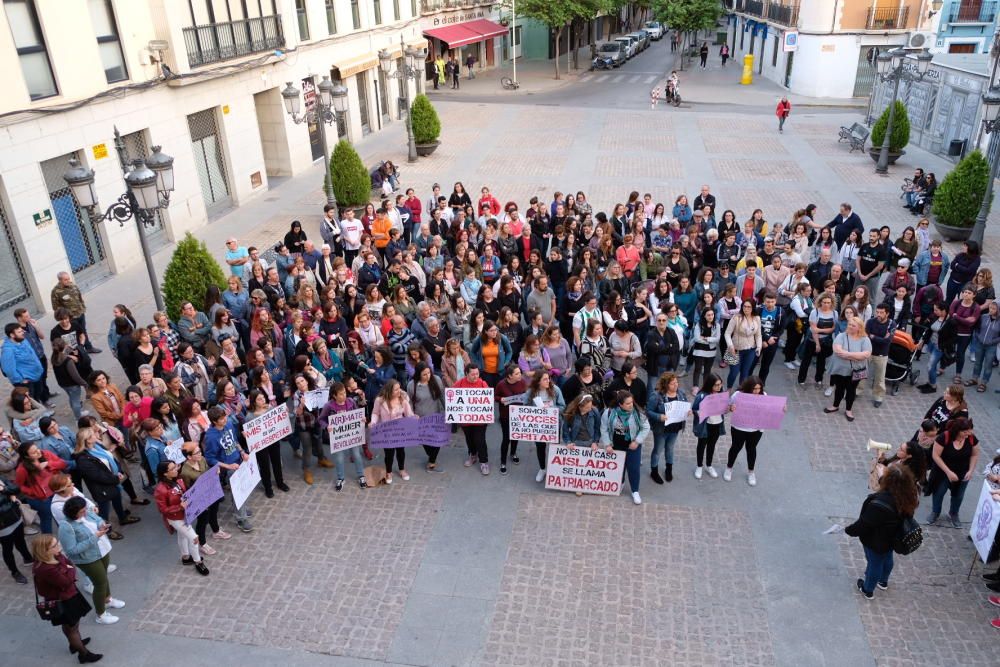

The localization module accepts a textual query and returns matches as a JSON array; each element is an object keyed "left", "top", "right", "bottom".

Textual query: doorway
[
  {"left": 356, "top": 72, "right": 371, "bottom": 136},
  {"left": 40, "top": 153, "right": 108, "bottom": 281},
  {"left": 187, "top": 108, "right": 232, "bottom": 215}
]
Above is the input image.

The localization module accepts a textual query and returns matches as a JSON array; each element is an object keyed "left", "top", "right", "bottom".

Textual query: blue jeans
[
  {"left": 727, "top": 348, "right": 758, "bottom": 389},
  {"left": 862, "top": 545, "right": 893, "bottom": 594},
  {"left": 924, "top": 340, "right": 942, "bottom": 386},
  {"left": 931, "top": 477, "right": 969, "bottom": 516},
  {"left": 64, "top": 385, "right": 83, "bottom": 420},
  {"left": 332, "top": 446, "right": 366, "bottom": 481},
  {"left": 971, "top": 338, "right": 997, "bottom": 383},
  {"left": 650, "top": 430, "right": 680, "bottom": 469},
  {"left": 26, "top": 496, "right": 53, "bottom": 534},
  {"left": 625, "top": 445, "right": 641, "bottom": 492}
]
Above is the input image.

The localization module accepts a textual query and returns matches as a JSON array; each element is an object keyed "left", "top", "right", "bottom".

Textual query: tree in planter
[
  {"left": 652, "top": 0, "right": 721, "bottom": 71},
  {"left": 329, "top": 139, "right": 371, "bottom": 208},
  {"left": 931, "top": 150, "right": 990, "bottom": 228},
  {"left": 161, "top": 232, "right": 227, "bottom": 322},
  {"left": 870, "top": 100, "right": 911, "bottom": 153},
  {"left": 410, "top": 94, "right": 441, "bottom": 145}
]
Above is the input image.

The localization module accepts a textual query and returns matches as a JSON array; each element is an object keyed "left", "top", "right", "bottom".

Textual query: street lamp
[
  {"left": 281, "top": 76, "right": 349, "bottom": 209},
  {"left": 969, "top": 85, "right": 1000, "bottom": 247},
  {"left": 873, "top": 47, "right": 934, "bottom": 174},
  {"left": 379, "top": 36, "right": 425, "bottom": 163},
  {"left": 62, "top": 127, "right": 174, "bottom": 311}
]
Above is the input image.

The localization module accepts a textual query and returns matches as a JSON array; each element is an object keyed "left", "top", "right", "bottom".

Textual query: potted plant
[
  {"left": 410, "top": 94, "right": 441, "bottom": 157},
  {"left": 329, "top": 140, "right": 371, "bottom": 215},
  {"left": 162, "top": 233, "right": 228, "bottom": 321},
  {"left": 930, "top": 150, "right": 990, "bottom": 241},
  {"left": 867, "top": 100, "right": 910, "bottom": 164}
]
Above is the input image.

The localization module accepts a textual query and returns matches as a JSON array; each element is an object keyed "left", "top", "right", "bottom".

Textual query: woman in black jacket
[
  {"left": 73, "top": 427, "right": 140, "bottom": 539},
  {"left": 915, "top": 301, "right": 957, "bottom": 394},
  {"left": 283, "top": 220, "right": 307, "bottom": 256},
  {"left": 448, "top": 182, "right": 472, "bottom": 215},
  {"left": 845, "top": 465, "right": 918, "bottom": 599},
  {"left": 0, "top": 477, "right": 32, "bottom": 583}
]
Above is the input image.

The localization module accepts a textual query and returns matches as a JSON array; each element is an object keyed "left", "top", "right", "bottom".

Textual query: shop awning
[{"left": 424, "top": 19, "right": 507, "bottom": 48}]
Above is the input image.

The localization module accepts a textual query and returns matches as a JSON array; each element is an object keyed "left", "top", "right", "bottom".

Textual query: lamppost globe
[
  {"left": 281, "top": 82, "right": 302, "bottom": 116},
  {"left": 931, "top": 0, "right": 943, "bottom": 11},
  {"left": 404, "top": 46, "right": 418, "bottom": 69},
  {"left": 318, "top": 75, "right": 335, "bottom": 107},
  {"left": 983, "top": 86, "right": 1000, "bottom": 124},
  {"left": 876, "top": 52, "right": 892, "bottom": 76},
  {"left": 145, "top": 146, "right": 175, "bottom": 194},
  {"left": 62, "top": 159, "right": 98, "bottom": 208},
  {"left": 915, "top": 50, "right": 933, "bottom": 75},
  {"left": 889, "top": 48, "right": 905, "bottom": 69},
  {"left": 331, "top": 84, "right": 348, "bottom": 113},
  {"left": 125, "top": 160, "right": 160, "bottom": 210},
  {"left": 378, "top": 49, "right": 392, "bottom": 74}
]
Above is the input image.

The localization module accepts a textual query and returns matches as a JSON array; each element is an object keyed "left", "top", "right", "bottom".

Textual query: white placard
[
  {"left": 544, "top": 444, "right": 626, "bottom": 496},
  {"left": 510, "top": 405, "right": 560, "bottom": 443},
  {"left": 242, "top": 404, "right": 293, "bottom": 454},
  {"left": 165, "top": 438, "right": 186, "bottom": 464},
  {"left": 328, "top": 408, "right": 366, "bottom": 454},
  {"left": 230, "top": 455, "right": 261, "bottom": 509},
  {"left": 970, "top": 481, "right": 1000, "bottom": 562},
  {"left": 303, "top": 389, "right": 328, "bottom": 411},
  {"left": 665, "top": 401, "right": 692, "bottom": 425},
  {"left": 444, "top": 387, "right": 494, "bottom": 424}
]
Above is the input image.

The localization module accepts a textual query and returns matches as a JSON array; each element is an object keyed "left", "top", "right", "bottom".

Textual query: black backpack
[{"left": 873, "top": 499, "right": 923, "bottom": 555}]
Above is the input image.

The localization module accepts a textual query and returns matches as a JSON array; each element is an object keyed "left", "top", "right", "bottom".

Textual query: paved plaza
[{"left": 2, "top": 55, "right": 999, "bottom": 666}]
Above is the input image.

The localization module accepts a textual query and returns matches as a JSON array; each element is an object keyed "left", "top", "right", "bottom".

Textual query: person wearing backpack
[{"left": 845, "top": 465, "right": 920, "bottom": 599}]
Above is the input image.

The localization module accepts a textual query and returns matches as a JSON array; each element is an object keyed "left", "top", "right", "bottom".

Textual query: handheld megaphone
[{"left": 866, "top": 439, "right": 892, "bottom": 453}]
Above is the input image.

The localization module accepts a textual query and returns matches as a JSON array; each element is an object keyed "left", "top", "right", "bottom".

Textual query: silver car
[
  {"left": 597, "top": 41, "right": 627, "bottom": 67},
  {"left": 629, "top": 31, "right": 650, "bottom": 52},
  {"left": 615, "top": 35, "right": 638, "bottom": 59}
]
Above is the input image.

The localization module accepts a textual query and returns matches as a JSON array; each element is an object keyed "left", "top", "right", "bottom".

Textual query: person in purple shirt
[{"left": 948, "top": 285, "right": 981, "bottom": 385}]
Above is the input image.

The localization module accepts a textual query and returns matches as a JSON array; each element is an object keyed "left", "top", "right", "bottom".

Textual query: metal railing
[
  {"left": 182, "top": 15, "right": 284, "bottom": 67},
  {"left": 948, "top": 1, "right": 997, "bottom": 22},
  {"left": 732, "top": 0, "right": 800, "bottom": 26},
  {"left": 866, "top": 5, "right": 910, "bottom": 30}
]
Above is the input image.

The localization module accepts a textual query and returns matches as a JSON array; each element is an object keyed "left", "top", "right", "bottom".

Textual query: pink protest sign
[
  {"left": 696, "top": 392, "right": 730, "bottom": 419},
  {"left": 730, "top": 393, "right": 787, "bottom": 430}
]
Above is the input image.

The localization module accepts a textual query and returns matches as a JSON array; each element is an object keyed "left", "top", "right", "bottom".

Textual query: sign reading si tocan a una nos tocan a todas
[
  {"left": 545, "top": 445, "right": 626, "bottom": 496},
  {"left": 445, "top": 388, "right": 495, "bottom": 424}
]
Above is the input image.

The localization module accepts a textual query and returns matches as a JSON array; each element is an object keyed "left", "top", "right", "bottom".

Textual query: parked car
[
  {"left": 615, "top": 35, "right": 638, "bottom": 59},
  {"left": 630, "top": 30, "right": 651, "bottom": 52},
  {"left": 597, "top": 41, "right": 627, "bottom": 67},
  {"left": 644, "top": 21, "right": 664, "bottom": 40}
]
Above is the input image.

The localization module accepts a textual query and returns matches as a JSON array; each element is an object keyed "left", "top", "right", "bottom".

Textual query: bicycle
[{"left": 501, "top": 77, "right": 520, "bottom": 90}]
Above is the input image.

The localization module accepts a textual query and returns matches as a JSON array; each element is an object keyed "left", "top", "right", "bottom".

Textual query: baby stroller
[{"left": 885, "top": 328, "right": 920, "bottom": 395}]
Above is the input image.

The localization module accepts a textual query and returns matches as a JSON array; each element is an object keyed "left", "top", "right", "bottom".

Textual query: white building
[{"left": 0, "top": 0, "right": 449, "bottom": 317}]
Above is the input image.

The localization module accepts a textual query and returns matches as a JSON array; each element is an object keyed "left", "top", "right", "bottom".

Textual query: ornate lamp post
[
  {"left": 62, "top": 128, "right": 174, "bottom": 311},
  {"left": 379, "top": 37, "right": 427, "bottom": 163},
  {"left": 970, "top": 86, "right": 1000, "bottom": 247},
  {"left": 281, "top": 76, "right": 349, "bottom": 208},
  {"left": 873, "top": 47, "right": 933, "bottom": 174}
]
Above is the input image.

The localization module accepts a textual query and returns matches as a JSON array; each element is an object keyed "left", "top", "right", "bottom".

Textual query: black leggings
[
  {"left": 257, "top": 444, "right": 285, "bottom": 492},
  {"left": 535, "top": 442, "right": 546, "bottom": 469},
  {"left": 422, "top": 445, "right": 440, "bottom": 464},
  {"left": 463, "top": 425, "right": 488, "bottom": 463},
  {"left": 385, "top": 447, "right": 405, "bottom": 472},
  {"left": 727, "top": 428, "right": 763, "bottom": 470},
  {"left": 832, "top": 374, "right": 860, "bottom": 410},
  {"left": 798, "top": 340, "right": 831, "bottom": 384},
  {"left": 194, "top": 499, "right": 221, "bottom": 546},
  {"left": 499, "top": 418, "right": 519, "bottom": 465},
  {"left": 696, "top": 422, "right": 722, "bottom": 467},
  {"left": 1, "top": 523, "right": 31, "bottom": 574}
]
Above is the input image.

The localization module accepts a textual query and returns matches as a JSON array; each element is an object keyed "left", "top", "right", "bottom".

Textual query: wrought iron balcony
[
  {"left": 866, "top": 5, "right": 910, "bottom": 30},
  {"left": 731, "top": 0, "right": 800, "bottom": 26},
  {"left": 948, "top": 1, "right": 997, "bottom": 23},
  {"left": 182, "top": 14, "right": 284, "bottom": 67}
]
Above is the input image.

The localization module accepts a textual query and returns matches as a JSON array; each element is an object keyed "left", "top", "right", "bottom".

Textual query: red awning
[{"left": 424, "top": 19, "right": 507, "bottom": 48}]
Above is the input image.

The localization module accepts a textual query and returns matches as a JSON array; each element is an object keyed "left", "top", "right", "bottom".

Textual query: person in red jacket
[
  {"left": 776, "top": 96, "right": 791, "bottom": 133},
  {"left": 452, "top": 365, "right": 493, "bottom": 474},
  {"left": 15, "top": 442, "right": 67, "bottom": 534},
  {"left": 153, "top": 461, "right": 209, "bottom": 575},
  {"left": 478, "top": 186, "right": 501, "bottom": 218}
]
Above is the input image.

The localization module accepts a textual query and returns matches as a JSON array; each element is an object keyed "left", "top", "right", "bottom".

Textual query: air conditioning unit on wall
[{"left": 906, "top": 32, "right": 934, "bottom": 49}]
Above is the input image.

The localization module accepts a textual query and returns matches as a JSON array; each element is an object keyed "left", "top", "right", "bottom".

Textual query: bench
[{"left": 838, "top": 122, "right": 869, "bottom": 153}]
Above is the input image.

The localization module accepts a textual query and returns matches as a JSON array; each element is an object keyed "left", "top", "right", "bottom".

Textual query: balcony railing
[
  {"left": 182, "top": 14, "right": 284, "bottom": 67},
  {"left": 948, "top": 1, "right": 997, "bottom": 23},
  {"left": 866, "top": 5, "right": 910, "bottom": 30},
  {"left": 732, "top": 0, "right": 800, "bottom": 27}
]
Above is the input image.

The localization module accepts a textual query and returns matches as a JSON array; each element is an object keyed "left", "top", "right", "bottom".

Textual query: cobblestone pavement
[{"left": 3, "top": 97, "right": 1000, "bottom": 666}]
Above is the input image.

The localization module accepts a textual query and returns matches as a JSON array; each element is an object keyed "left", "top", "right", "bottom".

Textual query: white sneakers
[
  {"left": 748, "top": 472, "right": 757, "bottom": 487},
  {"left": 694, "top": 467, "right": 703, "bottom": 480},
  {"left": 823, "top": 386, "right": 834, "bottom": 397},
  {"left": 96, "top": 611, "right": 119, "bottom": 625},
  {"left": 706, "top": 466, "right": 719, "bottom": 478},
  {"left": 723, "top": 468, "right": 733, "bottom": 482},
  {"left": 106, "top": 598, "right": 125, "bottom": 609},
  {"left": 783, "top": 361, "right": 796, "bottom": 370},
  {"left": 631, "top": 492, "right": 642, "bottom": 505},
  {"left": 535, "top": 470, "right": 545, "bottom": 483},
  {"left": 695, "top": 466, "right": 720, "bottom": 479}
]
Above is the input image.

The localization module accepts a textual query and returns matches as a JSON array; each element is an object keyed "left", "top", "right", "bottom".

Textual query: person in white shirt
[{"left": 339, "top": 208, "right": 364, "bottom": 268}]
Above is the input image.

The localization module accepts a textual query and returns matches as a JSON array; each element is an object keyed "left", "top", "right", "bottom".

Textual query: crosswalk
[{"left": 579, "top": 72, "right": 660, "bottom": 85}]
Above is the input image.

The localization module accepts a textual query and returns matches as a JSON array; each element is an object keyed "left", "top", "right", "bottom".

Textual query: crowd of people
[{"left": 3, "top": 175, "right": 1000, "bottom": 655}]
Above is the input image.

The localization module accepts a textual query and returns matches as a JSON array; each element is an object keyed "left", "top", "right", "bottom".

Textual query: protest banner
[
  {"left": 510, "top": 406, "right": 560, "bottom": 442},
  {"left": 970, "top": 481, "right": 1000, "bottom": 562},
  {"left": 696, "top": 392, "right": 729, "bottom": 419},
  {"left": 445, "top": 387, "right": 494, "bottom": 424},
  {"left": 731, "top": 393, "right": 787, "bottom": 430},
  {"left": 664, "top": 401, "right": 692, "bottom": 425},
  {"left": 165, "top": 438, "right": 186, "bottom": 464},
  {"left": 242, "top": 404, "right": 293, "bottom": 454},
  {"left": 499, "top": 392, "right": 527, "bottom": 406},
  {"left": 182, "top": 464, "right": 224, "bottom": 524},
  {"left": 369, "top": 413, "right": 452, "bottom": 449},
  {"left": 327, "top": 408, "right": 366, "bottom": 454},
  {"left": 303, "top": 388, "right": 328, "bottom": 411},
  {"left": 230, "top": 456, "right": 261, "bottom": 509},
  {"left": 545, "top": 444, "right": 626, "bottom": 496}
]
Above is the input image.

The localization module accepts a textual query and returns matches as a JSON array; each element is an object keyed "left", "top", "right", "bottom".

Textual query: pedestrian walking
[
  {"left": 720, "top": 43, "right": 730, "bottom": 67},
  {"left": 434, "top": 56, "right": 445, "bottom": 90},
  {"left": 650, "top": 85, "right": 660, "bottom": 110},
  {"left": 466, "top": 53, "right": 476, "bottom": 79},
  {"left": 699, "top": 42, "right": 709, "bottom": 68},
  {"left": 776, "top": 96, "right": 791, "bottom": 133}
]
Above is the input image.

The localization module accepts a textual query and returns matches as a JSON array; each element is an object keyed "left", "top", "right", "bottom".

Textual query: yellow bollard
[{"left": 740, "top": 54, "right": 754, "bottom": 85}]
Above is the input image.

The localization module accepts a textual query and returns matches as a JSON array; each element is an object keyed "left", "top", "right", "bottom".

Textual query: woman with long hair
[
  {"left": 646, "top": 371, "right": 688, "bottom": 484},
  {"left": 600, "top": 390, "right": 651, "bottom": 506},
  {"left": 824, "top": 316, "right": 872, "bottom": 421},
  {"left": 291, "top": 373, "right": 332, "bottom": 485},
  {"left": 245, "top": 389, "right": 288, "bottom": 498},
  {"left": 57, "top": 495, "right": 124, "bottom": 625},
  {"left": 406, "top": 364, "right": 447, "bottom": 473},
  {"left": 370, "top": 379, "right": 414, "bottom": 484},
  {"left": 946, "top": 240, "right": 981, "bottom": 304},
  {"left": 798, "top": 292, "right": 837, "bottom": 388},
  {"left": 926, "top": 417, "right": 979, "bottom": 528},
  {"left": 845, "top": 465, "right": 919, "bottom": 599},
  {"left": 691, "top": 373, "right": 725, "bottom": 479},
  {"left": 153, "top": 461, "right": 210, "bottom": 575},
  {"left": 495, "top": 364, "right": 527, "bottom": 474},
  {"left": 724, "top": 299, "right": 762, "bottom": 389},
  {"left": 51, "top": 338, "right": 91, "bottom": 420},
  {"left": 525, "top": 371, "right": 566, "bottom": 484},
  {"left": 724, "top": 376, "right": 771, "bottom": 487}
]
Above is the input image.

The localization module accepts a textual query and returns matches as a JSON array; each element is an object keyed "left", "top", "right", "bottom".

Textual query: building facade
[
  {"left": 0, "top": 0, "right": 426, "bottom": 318},
  {"left": 933, "top": 0, "right": 998, "bottom": 53},
  {"left": 726, "top": 0, "right": 934, "bottom": 98}
]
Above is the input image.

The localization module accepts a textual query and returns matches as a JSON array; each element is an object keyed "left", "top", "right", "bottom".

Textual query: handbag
[
  {"left": 19, "top": 502, "right": 39, "bottom": 527},
  {"left": 723, "top": 350, "right": 739, "bottom": 366},
  {"left": 33, "top": 583, "right": 62, "bottom": 622}
]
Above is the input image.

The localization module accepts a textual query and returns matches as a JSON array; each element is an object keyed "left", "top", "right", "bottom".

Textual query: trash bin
[
  {"left": 949, "top": 139, "right": 967, "bottom": 157},
  {"left": 716, "top": 31, "right": 727, "bottom": 45}
]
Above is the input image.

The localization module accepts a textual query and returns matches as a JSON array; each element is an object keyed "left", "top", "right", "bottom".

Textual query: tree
[
  {"left": 870, "top": 100, "right": 911, "bottom": 153},
  {"left": 518, "top": 0, "right": 584, "bottom": 79},
  {"left": 932, "top": 150, "right": 990, "bottom": 228},
  {"left": 329, "top": 139, "right": 371, "bottom": 208},
  {"left": 161, "top": 232, "right": 227, "bottom": 321},
  {"left": 652, "top": 0, "right": 722, "bottom": 70},
  {"left": 410, "top": 94, "right": 441, "bottom": 144}
]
